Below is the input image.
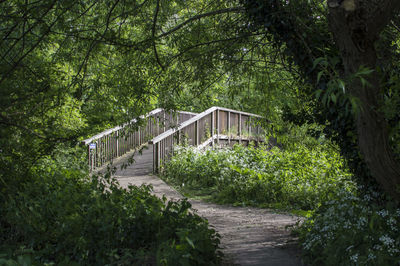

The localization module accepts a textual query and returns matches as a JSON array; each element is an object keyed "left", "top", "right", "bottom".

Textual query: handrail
[
  {"left": 150, "top": 106, "right": 265, "bottom": 173},
  {"left": 150, "top": 107, "right": 216, "bottom": 144},
  {"left": 83, "top": 106, "right": 264, "bottom": 173},
  {"left": 173, "top": 110, "right": 198, "bottom": 116},
  {"left": 150, "top": 106, "right": 262, "bottom": 144},
  {"left": 82, "top": 108, "right": 163, "bottom": 145},
  {"left": 83, "top": 108, "right": 197, "bottom": 171}
]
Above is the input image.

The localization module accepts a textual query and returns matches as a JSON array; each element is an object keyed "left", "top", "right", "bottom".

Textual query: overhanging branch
[
  {"left": 157, "top": 7, "right": 244, "bottom": 39},
  {"left": 367, "top": 0, "right": 400, "bottom": 35},
  {"left": 152, "top": 0, "right": 164, "bottom": 70}
]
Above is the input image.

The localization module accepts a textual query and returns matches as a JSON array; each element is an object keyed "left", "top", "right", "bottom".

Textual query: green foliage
[
  {"left": 242, "top": 0, "right": 400, "bottom": 200},
  {"left": 298, "top": 189, "right": 400, "bottom": 265},
  {"left": 162, "top": 142, "right": 355, "bottom": 211},
  {"left": 0, "top": 148, "right": 221, "bottom": 265}
]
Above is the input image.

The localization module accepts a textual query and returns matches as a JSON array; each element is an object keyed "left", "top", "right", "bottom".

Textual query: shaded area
[{"left": 113, "top": 149, "right": 304, "bottom": 266}]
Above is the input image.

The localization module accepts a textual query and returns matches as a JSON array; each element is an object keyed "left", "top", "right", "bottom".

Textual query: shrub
[
  {"left": 0, "top": 146, "right": 221, "bottom": 265},
  {"left": 163, "top": 144, "right": 355, "bottom": 210},
  {"left": 298, "top": 189, "right": 400, "bottom": 265}
]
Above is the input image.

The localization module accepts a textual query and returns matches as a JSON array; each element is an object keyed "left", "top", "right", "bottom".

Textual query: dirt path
[{"left": 116, "top": 174, "right": 304, "bottom": 266}]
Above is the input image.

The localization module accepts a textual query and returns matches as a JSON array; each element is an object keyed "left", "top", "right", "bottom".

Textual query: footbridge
[{"left": 82, "top": 106, "right": 265, "bottom": 172}]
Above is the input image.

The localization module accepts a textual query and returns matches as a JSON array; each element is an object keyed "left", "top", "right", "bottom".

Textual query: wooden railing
[
  {"left": 82, "top": 109, "right": 197, "bottom": 171},
  {"left": 150, "top": 106, "right": 265, "bottom": 173}
]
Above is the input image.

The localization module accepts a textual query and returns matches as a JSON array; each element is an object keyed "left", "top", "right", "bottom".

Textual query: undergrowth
[
  {"left": 162, "top": 144, "right": 355, "bottom": 211},
  {"left": 162, "top": 143, "right": 400, "bottom": 265},
  {"left": 298, "top": 188, "right": 400, "bottom": 265},
  {"left": 0, "top": 145, "right": 221, "bottom": 265}
]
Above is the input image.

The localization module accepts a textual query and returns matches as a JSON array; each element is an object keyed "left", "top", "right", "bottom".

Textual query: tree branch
[
  {"left": 0, "top": 1, "right": 56, "bottom": 62},
  {"left": 152, "top": 0, "right": 164, "bottom": 70},
  {"left": 0, "top": 1, "right": 77, "bottom": 86},
  {"left": 367, "top": 0, "right": 400, "bottom": 35},
  {"left": 166, "top": 33, "right": 259, "bottom": 65},
  {"left": 157, "top": 7, "right": 244, "bottom": 39},
  {"left": 0, "top": 115, "right": 46, "bottom": 140},
  {"left": 68, "top": 0, "right": 120, "bottom": 91}
]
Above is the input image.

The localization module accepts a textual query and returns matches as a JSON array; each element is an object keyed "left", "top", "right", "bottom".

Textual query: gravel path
[
  {"left": 116, "top": 173, "right": 304, "bottom": 265},
  {"left": 110, "top": 146, "right": 304, "bottom": 265}
]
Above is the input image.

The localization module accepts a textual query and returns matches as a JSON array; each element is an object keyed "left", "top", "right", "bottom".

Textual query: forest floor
[{"left": 116, "top": 173, "right": 305, "bottom": 265}]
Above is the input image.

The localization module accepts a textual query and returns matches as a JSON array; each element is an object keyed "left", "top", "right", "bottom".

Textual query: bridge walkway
[
  {"left": 84, "top": 107, "right": 303, "bottom": 266},
  {"left": 111, "top": 145, "right": 303, "bottom": 266}
]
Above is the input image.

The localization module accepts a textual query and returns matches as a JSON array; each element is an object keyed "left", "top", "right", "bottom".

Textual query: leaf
[
  {"left": 311, "top": 57, "right": 326, "bottom": 71},
  {"left": 359, "top": 77, "right": 371, "bottom": 88},
  {"left": 185, "top": 236, "right": 195, "bottom": 249},
  {"left": 337, "top": 80, "right": 345, "bottom": 93},
  {"left": 331, "top": 93, "right": 337, "bottom": 104},
  {"left": 315, "top": 89, "right": 323, "bottom": 100},
  {"left": 317, "top": 71, "right": 324, "bottom": 84},
  {"left": 357, "top": 66, "right": 374, "bottom": 76},
  {"left": 322, "top": 91, "right": 328, "bottom": 105}
]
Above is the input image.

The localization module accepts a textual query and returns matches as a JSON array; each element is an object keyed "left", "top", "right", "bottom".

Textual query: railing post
[
  {"left": 249, "top": 117, "right": 252, "bottom": 141},
  {"left": 116, "top": 132, "right": 118, "bottom": 158},
  {"left": 239, "top": 113, "right": 242, "bottom": 144},
  {"left": 158, "top": 141, "right": 161, "bottom": 173},
  {"left": 88, "top": 145, "right": 91, "bottom": 171},
  {"left": 108, "top": 135, "right": 111, "bottom": 161},
  {"left": 95, "top": 140, "right": 99, "bottom": 168},
  {"left": 155, "top": 114, "right": 158, "bottom": 136},
  {"left": 156, "top": 142, "right": 160, "bottom": 173},
  {"left": 217, "top": 109, "right": 220, "bottom": 145},
  {"left": 163, "top": 111, "right": 166, "bottom": 133},
  {"left": 211, "top": 111, "right": 215, "bottom": 147},
  {"left": 160, "top": 140, "right": 164, "bottom": 166},
  {"left": 153, "top": 142, "right": 157, "bottom": 173},
  {"left": 195, "top": 120, "right": 199, "bottom": 146},
  {"left": 101, "top": 138, "right": 104, "bottom": 166},
  {"left": 138, "top": 126, "right": 141, "bottom": 146},
  {"left": 227, "top": 111, "right": 231, "bottom": 145}
]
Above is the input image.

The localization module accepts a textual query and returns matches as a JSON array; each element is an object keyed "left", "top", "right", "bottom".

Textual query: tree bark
[{"left": 328, "top": 1, "right": 400, "bottom": 201}]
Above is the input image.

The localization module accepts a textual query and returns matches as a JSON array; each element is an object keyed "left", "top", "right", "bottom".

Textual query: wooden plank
[
  {"left": 239, "top": 113, "right": 242, "bottom": 144},
  {"left": 217, "top": 109, "right": 220, "bottom": 145},
  {"left": 195, "top": 120, "right": 199, "bottom": 146},
  {"left": 211, "top": 111, "right": 215, "bottom": 147},
  {"left": 227, "top": 111, "right": 230, "bottom": 145}
]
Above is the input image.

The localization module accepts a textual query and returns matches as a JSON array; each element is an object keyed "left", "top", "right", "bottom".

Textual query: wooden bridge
[
  {"left": 81, "top": 108, "right": 304, "bottom": 266},
  {"left": 82, "top": 106, "right": 265, "bottom": 172}
]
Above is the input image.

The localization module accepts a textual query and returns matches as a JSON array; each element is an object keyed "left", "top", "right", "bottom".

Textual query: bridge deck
[{"left": 114, "top": 144, "right": 154, "bottom": 177}]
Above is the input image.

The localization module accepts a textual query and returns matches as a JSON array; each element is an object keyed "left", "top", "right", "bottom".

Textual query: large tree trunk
[{"left": 328, "top": 1, "right": 400, "bottom": 201}]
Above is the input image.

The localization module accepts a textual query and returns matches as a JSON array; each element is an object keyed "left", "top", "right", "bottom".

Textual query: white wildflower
[
  {"left": 350, "top": 253, "right": 358, "bottom": 263},
  {"left": 379, "top": 235, "right": 394, "bottom": 247},
  {"left": 367, "top": 253, "right": 376, "bottom": 261},
  {"left": 377, "top": 209, "right": 389, "bottom": 218}
]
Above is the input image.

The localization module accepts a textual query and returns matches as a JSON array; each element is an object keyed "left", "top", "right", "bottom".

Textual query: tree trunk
[{"left": 328, "top": 1, "right": 400, "bottom": 201}]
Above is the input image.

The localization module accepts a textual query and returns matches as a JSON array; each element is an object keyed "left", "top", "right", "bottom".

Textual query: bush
[
  {"left": 298, "top": 189, "right": 400, "bottom": 265},
  {"left": 163, "top": 143, "right": 355, "bottom": 210},
  {"left": 0, "top": 146, "right": 221, "bottom": 265}
]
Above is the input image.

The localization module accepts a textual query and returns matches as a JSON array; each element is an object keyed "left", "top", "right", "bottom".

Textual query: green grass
[{"left": 171, "top": 181, "right": 312, "bottom": 217}]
